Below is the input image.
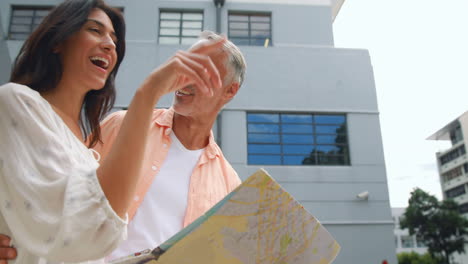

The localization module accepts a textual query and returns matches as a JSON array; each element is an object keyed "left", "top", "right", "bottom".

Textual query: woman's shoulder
[
  {"left": 0, "top": 82, "right": 40, "bottom": 98},
  {"left": 0, "top": 82, "right": 43, "bottom": 106}
]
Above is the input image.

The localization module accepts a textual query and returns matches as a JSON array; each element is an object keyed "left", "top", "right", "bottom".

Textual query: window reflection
[
  {"left": 159, "top": 10, "right": 203, "bottom": 45},
  {"left": 228, "top": 12, "right": 272, "bottom": 46},
  {"left": 247, "top": 113, "right": 350, "bottom": 166}
]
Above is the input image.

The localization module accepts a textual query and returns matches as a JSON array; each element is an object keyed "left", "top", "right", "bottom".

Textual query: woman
[{"left": 0, "top": 0, "right": 224, "bottom": 263}]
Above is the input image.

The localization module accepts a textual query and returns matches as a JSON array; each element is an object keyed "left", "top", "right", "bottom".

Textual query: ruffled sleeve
[{"left": 0, "top": 83, "right": 127, "bottom": 262}]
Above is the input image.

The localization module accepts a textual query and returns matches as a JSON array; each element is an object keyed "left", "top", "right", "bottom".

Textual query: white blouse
[{"left": 0, "top": 83, "right": 127, "bottom": 264}]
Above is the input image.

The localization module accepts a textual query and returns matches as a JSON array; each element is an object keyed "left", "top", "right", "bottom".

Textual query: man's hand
[
  {"left": 0, "top": 234, "right": 16, "bottom": 264},
  {"left": 140, "top": 37, "right": 226, "bottom": 101}
]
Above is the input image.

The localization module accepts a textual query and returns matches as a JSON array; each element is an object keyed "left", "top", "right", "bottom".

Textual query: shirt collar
[
  {"left": 154, "top": 107, "right": 175, "bottom": 128},
  {"left": 155, "top": 108, "right": 221, "bottom": 161}
]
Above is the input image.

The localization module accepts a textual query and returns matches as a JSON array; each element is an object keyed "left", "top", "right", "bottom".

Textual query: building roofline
[
  {"left": 332, "top": 0, "right": 346, "bottom": 22},
  {"left": 427, "top": 110, "right": 468, "bottom": 141},
  {"left": 228, "top": 0, "right": 346, "bottom": 21}
]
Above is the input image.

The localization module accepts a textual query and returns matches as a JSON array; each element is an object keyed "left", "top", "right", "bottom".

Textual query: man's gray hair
[{"left": 198, "top": 31, "right": 247, "bottom": 87}]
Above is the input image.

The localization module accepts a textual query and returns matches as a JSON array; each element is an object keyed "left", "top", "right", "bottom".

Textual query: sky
[{"left": 333, "top": 0, "right": 468, "bottom": 207}]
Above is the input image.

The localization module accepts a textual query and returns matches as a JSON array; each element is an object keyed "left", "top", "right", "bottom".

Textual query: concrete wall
[
  {"left": 221, "top": 109, "right": 395, "bottom": 264},
  {"left": 0, "top": 10, "right": 11, "bottom": 84}
]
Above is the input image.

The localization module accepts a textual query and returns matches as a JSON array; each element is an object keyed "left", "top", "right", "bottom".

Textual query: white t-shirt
[{"left": 109, "top": 132, "right": 204, "bottom": 260}]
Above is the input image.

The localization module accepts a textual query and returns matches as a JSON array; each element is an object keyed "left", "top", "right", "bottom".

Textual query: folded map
[{"left": 109, "top": 169, "right": 340, "bottom": 264}]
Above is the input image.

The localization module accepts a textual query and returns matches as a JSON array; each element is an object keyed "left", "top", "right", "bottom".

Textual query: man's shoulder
[
  {"left": 102, "top": 110, "right": 126, "bottom": 124},
  {"left": 152, "top": 108, "right": 168, "bottom": 118},
  {"left": 101, "top": 108, "right": 168, "bottom": 126}
]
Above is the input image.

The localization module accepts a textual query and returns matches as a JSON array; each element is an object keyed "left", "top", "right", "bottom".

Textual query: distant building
[
  {"left": 428, "top": 110, "right": 468, "bottom": 264},
  {"left": 392, "top": 208, "right": 427, "bottom": 255},
  {"left": 428, "top": 111, "right": 468, "bottom": 214}
]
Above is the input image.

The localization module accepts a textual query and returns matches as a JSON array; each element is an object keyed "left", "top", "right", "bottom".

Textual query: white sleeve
[{"left": 0, "top": 83, "right": 127, "bottom": 262}]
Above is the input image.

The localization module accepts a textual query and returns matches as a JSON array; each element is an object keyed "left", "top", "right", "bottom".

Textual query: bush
[{"left": 397, "top": 252, "right": 439, "bottom": 264}]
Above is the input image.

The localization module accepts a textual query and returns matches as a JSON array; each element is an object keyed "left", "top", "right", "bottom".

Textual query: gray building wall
[
  {"left": 0, "top": 11, "right": 11, "bottom": 84},
  {"left": 0, "top": 0, "right": 396, "bottom": 263}
]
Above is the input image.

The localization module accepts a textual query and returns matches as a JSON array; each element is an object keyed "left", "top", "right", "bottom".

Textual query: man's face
[{"left": 172, "top": 39, "right": 232, "bottom": 119}]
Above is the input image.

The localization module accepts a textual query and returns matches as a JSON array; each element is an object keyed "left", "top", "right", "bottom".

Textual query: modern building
[
  {"left": 0, "top": 0, "right": 396, "bottom": 263},
  {"left": 392, "top": 208, "right": 427, "bottom": 255},
  {"left": 428, "top": 110, "right": 468, "bottom": 264},
  {"left": 428, "top": 111, "right": 468, "bottom": 213}
]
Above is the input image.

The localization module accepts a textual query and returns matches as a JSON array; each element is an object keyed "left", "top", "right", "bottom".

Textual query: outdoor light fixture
[{"left": 356, "top": 191, "right": 369, "bottom": 200}]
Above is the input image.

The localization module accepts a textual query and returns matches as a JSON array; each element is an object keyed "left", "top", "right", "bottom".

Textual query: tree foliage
[
  {"left": 400, "top": 188, "right": 468, "bottom": 264},
  {"left": 397, "top": 252, "right": 440, "bottom": 264}
]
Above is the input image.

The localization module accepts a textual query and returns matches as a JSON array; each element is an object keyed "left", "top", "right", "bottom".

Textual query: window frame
[
  {"left": 8, "top": 5, "right": 53, "bottom": 40},
  {"left": 440, "top": 145, "right": 466, "bottom": 165},
  {"left": 246, "top": 112, "right": 350, "bottom": 166},
  {"left": 228, "top": 11, "right": 272, "bottom": 46},
  {"left": 459, "top": 202, "right": 468, "bottom": 214},
  {"left": 442, "top": 165, "right": 464, "bottom": 182},
  {"left": 450, "top": 125, "right": 463, "bottom": 145},
  {"left": 158, "top": 9, "right": 204, "bottom": 45},
  {"left": 400, "top": 235, "right": 414, "bottom": 248},
  {"left": 445, "top": 184, "right": 466, "bottom": 199}
]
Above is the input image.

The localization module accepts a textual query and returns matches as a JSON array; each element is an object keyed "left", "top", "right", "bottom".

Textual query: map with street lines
[{"left": 111, "top": 169, "right": 340, "bottom": 264}]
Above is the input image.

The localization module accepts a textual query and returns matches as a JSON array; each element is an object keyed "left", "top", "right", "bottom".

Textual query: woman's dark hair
[{"left": 10, "top": 0, "right": 126, "bottom": 148}]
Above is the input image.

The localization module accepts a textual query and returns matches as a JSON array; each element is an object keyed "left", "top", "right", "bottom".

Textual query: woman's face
[{"left": 56, "top": 8, "right": 118, "bottom": 91}]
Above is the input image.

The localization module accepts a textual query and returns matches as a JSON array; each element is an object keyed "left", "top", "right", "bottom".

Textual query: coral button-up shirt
[{"left": 95, "top": 108, "right": 241, "bottom": 227}]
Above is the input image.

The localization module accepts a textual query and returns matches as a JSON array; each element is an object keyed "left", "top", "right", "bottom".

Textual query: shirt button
[
  {"left": 163, "top": 144, "right": 168, "bottom": 148},
  {"left": 152, "top": 165, "right": 157, "bottom": 171},
  {"left": 134, "top": 196, "right": 139, "bottom": 202}
]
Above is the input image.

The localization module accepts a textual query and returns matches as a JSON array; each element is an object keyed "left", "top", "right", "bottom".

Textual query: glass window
[
  {"left": 416, "top": 236, "right": 426, "bottom": 248},
  {"left": 282, "top": 124, "right": 313, "bottom": 134},
  {"left": 442, "top": 165, "right": 463, "bottom": 183},
  {"left": 248, "top": 134, "right": 279, "bottom": 144},
  {"left": 440, "top": 145, "right": 466, "bottom": 165},
  {"left": 159, "top": 10, "right": 203, "bottom": 45},
  {"left": 248, "top": 155, "right": 281, "bottom": 165},
  {"left": 248, "top": 144, "right": 281, "bottom": 154},
  {"left": 445, "top": 184, "right": 466, "bottom": 199},
  {"left": 247, "top": 124, "right": 279, "bottom": 133},
  {"left": 281, "top": 114, "right": 312, "bottom": 123},
  {"left": 247, "top": 112, "right": 350, "bottom": 166},
  {"left": 401, "top": 236, "right": 414, "bottom": 248},
  {"left": 450, "top": 125, "right": 463, "bottom": 145},
  {"left": 459, "top": 203, "right": 468, "bottom": 214},
  {"left": 8, "top": 6, "right": 52, "bottom": 40},
  {"left": 228, "top": 12, "right": 271, "bottom": 46},
  {"left": 247, "top": 113, "right": 279, "bottom": 123},
  {"left": 282, "top": 134, "right": 314, "bottom": 144}
]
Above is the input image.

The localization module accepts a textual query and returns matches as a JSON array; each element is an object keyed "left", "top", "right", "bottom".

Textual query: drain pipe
[
  {"left": 213, "top": 0, "right": 225, "bottom": 147},
  {"left": 213, "top": 0, "right": 225, "bottom": 33}
]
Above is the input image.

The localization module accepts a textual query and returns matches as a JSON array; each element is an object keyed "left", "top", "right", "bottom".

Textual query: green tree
[
  {"left": 397, "top": 252, "right": 439, "bottom": 264},
  {"left": 400, "top": 188, "right": 468, "bottom": 264}
]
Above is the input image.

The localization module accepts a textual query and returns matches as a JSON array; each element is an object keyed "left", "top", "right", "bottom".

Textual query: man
[
  {"left": 0, "top": 31, "right": 246, "bottom": 261},
  {"left": 101, "top": 31, "right": 246, "bottom": 260}
]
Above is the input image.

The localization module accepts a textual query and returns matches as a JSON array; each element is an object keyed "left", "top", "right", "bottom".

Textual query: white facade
[
  {"left": 392, "top": 207, "right": 427, "bottom": 255},
  {"left": 428, "top": 111, "right": 468, "bottom": 264},
  {"left": 428, "top": 111, "right": 468, "bottom": 209},
  {"left": 0, "top": 1, "right": 396, "bottom": 263}
]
